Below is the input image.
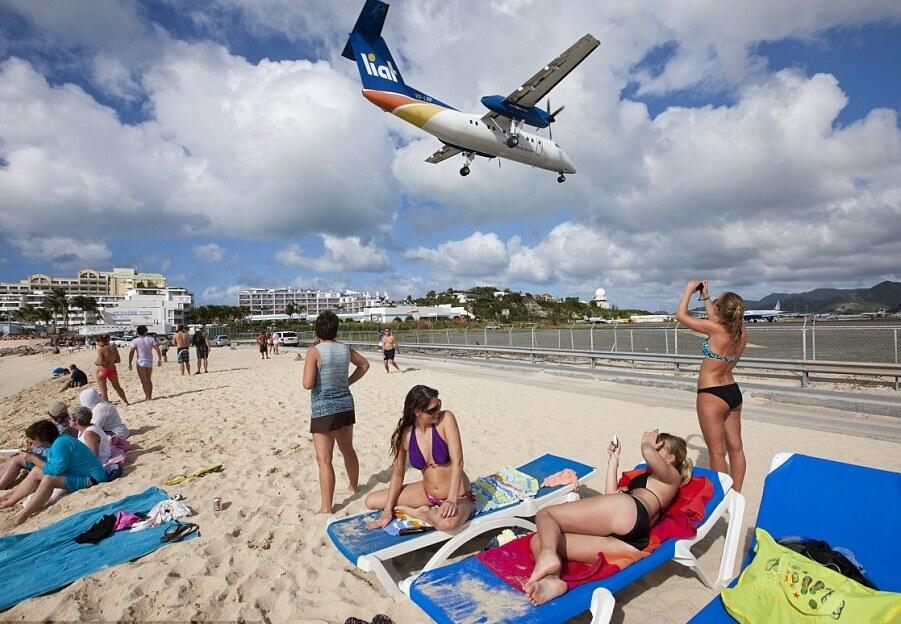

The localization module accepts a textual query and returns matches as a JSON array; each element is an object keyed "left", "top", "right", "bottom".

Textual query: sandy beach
[{"left": 1, "top": 345, "right": 899, "bottom": 623}]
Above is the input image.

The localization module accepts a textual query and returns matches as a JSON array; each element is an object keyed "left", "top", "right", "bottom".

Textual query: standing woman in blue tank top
[
  {"left": 365, "top": 385, "right": 473, "bottom": 532},
  {"left": 302, "top": 311, "right": 370, "bottom": 514},
  {"left": 676, "top": 280, "right": 748, "bottom": 491}
]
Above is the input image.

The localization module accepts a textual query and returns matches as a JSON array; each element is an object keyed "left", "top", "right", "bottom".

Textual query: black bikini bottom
[
  {"left": 612, "top": 494, "right": 650, "bottom": 550},
  {"left": 698, "top": 383, "right": 743, "bottom": 411}
]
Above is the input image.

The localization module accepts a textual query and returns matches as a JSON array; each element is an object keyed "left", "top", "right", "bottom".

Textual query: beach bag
[
  {"left": 721, "top": 528, "right": 901, "bottom": 623},
  {"left": 778, "top": 536, "right": 876, "bottom": 589}
]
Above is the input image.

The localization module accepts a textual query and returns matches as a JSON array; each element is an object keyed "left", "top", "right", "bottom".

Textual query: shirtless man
[
  {"left": 172, "top": 325, "right": 192, "bottom": 376},
  {"left": 381, "top": 328, "right": 400, "bottom": 373},
  {"left": 94, "top": 335, "right": 129, "bottom": 404}
]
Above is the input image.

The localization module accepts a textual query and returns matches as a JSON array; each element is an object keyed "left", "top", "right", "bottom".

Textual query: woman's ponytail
[{"left": 716, "top": 292, "right": 745, "bottom": 345}]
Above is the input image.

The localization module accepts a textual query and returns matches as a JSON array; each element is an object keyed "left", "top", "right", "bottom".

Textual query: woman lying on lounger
[
  {"left": 524, "top": 430, "right": 692, "bottom": 605},
  {"left": 0, "top": 420, "right": 108, "bottom": 528},
  {"left": 365, "top": 385, "right": 473, "bottom": 532}
]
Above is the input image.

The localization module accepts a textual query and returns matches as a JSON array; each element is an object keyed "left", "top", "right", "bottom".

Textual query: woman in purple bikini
[{"left": 365, "top": 385, "right": 473, "bottom": 531}]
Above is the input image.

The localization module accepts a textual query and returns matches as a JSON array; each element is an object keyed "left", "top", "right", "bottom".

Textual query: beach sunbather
[
  {"left": 676, "top": 281, "right": 748, "bottom": 491},
  {"left": 80, "top": 388, "right": 129, "bottom": 439},
  {"left": 0, "top": 420, "right": 107, "bottom": 527},
  {"left": 72, "top": 406, "right": 113, "bottom": 464},
  {"left": 365, "top": 385, "right": 474, "bottom": 532},
  {"left": 0, "top": 401, "right": 77, "bottom": 489},
  {"left": 523, "top": 430, "right": 692, "bottom": 606}
]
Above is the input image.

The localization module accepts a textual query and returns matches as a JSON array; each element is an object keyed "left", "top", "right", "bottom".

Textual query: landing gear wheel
[
  {"left": 506, "top": 136, "right": 519, "bottom": 148},
  {"left": 557, "top": 174, "right": 566, "bottom": 183},
  {"left": 460, "top": 166, "right": 470, "bottom": 177}
]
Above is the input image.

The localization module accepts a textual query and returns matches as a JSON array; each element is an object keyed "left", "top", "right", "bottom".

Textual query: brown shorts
[{"left": 310, "top": 409, "right": 356, "bottom": 434}]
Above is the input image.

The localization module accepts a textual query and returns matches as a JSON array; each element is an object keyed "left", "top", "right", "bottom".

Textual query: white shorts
[{"left": 137, "top": 357, "right": 154, "bottom": 368}]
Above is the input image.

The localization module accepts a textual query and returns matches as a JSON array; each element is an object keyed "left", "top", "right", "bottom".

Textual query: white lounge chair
[{"left": 326, "top": 453, "right": 596, "bottom": 600}]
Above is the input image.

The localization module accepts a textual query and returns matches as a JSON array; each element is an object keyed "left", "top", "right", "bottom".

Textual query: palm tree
[
  {"left": 71, "top": 295, "right": 99, "bottom": 324},
  {"left": 44, "top": 287, "right": 70, "bottom": 332},
  {"left": 34, "top": 306, "right": 54, "bottom": 332},
  {"left": 285, "top": 303, "right": 296, "bottom": 318},
  {"left": 14, "top": 305, "right": 37, "bottom": 323}
]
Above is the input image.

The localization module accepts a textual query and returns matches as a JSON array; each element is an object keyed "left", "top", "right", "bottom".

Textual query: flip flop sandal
[{"left": 161, "top": 521, "right": 199, "bottom": 543}]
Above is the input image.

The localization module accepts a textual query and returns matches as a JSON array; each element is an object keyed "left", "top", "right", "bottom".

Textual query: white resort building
[{"left": 238, "top": 288, "right": 389, "bottom": 315}]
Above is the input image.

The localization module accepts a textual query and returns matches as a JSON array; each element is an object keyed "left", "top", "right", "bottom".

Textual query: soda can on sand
[{"left": 213, "top": 497, "right": 222, "bottom": 512}]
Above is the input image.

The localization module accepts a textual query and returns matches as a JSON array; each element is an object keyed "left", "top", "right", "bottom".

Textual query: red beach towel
[{"left": 476, "top": 471, "right": 714, "bottom": 591}]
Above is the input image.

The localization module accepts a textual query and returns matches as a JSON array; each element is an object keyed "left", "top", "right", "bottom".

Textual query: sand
[{"left": 0, "top": 345, "right": 899, "bottom": 623}]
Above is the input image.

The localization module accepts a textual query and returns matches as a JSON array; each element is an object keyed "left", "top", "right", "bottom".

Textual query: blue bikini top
[{"left": 702, "top": 338, "right": 739, "bottom": 363}]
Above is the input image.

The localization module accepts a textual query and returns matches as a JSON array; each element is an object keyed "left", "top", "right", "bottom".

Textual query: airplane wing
[
  {"left": 425, "top": 144, "right": 462, "bottom": 164},
  {"left": 502, "top": 34, "right": 600, "bottom": 109}
]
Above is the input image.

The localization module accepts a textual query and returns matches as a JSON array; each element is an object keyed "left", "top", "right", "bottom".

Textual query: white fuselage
[{"left": 424, "top": 110, "right": 576, "bottom": 174}]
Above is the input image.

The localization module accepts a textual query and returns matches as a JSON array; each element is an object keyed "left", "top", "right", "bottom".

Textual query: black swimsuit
[{"left": 612, "top": 473, "right": 663, "bottom": 550}]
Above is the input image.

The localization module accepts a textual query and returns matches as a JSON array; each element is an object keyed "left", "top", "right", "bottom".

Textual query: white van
[{"left": 272, "top": 331, "right": 299, "bottom": 346}]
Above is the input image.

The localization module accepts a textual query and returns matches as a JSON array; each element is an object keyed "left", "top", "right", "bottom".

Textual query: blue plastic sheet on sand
[{"left": 0, "top": 486, "right": 197, "bottom": 611}]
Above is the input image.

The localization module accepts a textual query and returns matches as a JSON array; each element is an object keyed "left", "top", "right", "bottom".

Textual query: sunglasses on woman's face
[{"left": 422, "top": 399, "right": 442, "bottom": 415}]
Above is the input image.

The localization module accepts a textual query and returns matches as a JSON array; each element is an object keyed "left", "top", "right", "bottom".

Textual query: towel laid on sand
[{"left": 0, "top": 486, "right": 198, "bottom": 611}]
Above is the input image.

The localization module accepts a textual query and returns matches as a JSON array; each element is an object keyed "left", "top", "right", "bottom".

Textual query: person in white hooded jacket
[{"left": 79, "top": 388, "right": 130, "bottom": 439}]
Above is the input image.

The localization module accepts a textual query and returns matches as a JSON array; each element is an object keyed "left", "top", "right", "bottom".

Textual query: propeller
[{"left": 546, "top": 100, "right": 565, "bottom": 141}]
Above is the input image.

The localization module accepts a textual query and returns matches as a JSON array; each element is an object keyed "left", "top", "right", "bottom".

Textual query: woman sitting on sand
[
  {"left": 80, "top": 388, "right": 129, "bottom": 439},
  {"left": 0, "top": 420, "right": 107, "bottom": 527},
  {"left": 72, "top": 406, "right": 113, "bottom": 464},
  {"left": 94, "top": 335, "right": 129, "bottom": 404},
  {"left": 365, "top": 385, "right": 473, "bottom": 532},
  {"left": 675, "top": 280, "right": 747, "bottom": 491},
  {"left": 523, "top": 430, "right": 692, "bottom": 605}
]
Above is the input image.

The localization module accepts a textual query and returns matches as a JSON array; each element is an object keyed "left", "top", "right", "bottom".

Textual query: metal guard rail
[{"left": 343, "top": 341, "right": 901, "bottom": 390}]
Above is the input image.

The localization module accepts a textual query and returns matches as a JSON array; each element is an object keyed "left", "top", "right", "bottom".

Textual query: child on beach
[
  {"left": 302, "top": 311, "right": 370, "bottom": 514},
  {"left": 523, "top": 430, "right": 692, "bottom": 605},
  {"left": 365, "top": 385, "right": 474, "bottom": 532}
]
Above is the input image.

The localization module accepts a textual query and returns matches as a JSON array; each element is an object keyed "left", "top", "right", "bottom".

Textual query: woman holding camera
[{"left": 676, "top": 281, "right": 748, "bottom": 491}]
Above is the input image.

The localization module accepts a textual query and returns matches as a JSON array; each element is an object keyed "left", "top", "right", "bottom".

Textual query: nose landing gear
[
  {"left": 557, "top": 173, "right": 566, "bottom": 183},
  {"left": 505, "top": 135, "right": 520, "bottom": 148},
  {"left": 460, "top": 166, "right": 470, "bottom": 176}
]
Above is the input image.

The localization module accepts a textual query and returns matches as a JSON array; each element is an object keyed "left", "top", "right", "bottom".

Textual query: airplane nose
[{"left": 560, "top": 151, "right": 576, "bottom": 174}]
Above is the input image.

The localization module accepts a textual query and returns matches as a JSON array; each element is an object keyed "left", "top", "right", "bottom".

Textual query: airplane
[
  {"left": 583, "top": 315, "right": 614, "bottom": 324},
  {"left": 744, "top": 300, "right": 783, "bottom": 322},
  {"left": 343, "top": 0, "right": 599, "bottom": 182}
]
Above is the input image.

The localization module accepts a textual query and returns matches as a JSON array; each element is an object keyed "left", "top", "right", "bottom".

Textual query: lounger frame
[{"left": 326, "top": 454, "right": 596, "bottom": 600}]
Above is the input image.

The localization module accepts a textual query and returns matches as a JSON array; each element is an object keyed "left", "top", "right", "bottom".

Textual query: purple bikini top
[{"left": 408, "top": 425, "right": 451, "bottom": 470}]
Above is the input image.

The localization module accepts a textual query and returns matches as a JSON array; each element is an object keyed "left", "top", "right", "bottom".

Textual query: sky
[{"left": 0, "top": 0, "right": 899, "bottom": 311}]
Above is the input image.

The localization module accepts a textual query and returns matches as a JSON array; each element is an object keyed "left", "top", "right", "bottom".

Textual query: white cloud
[
  {"left": 200, "top": 284, "right": 245, "bottom": 304},
  {"left": 193, "top": 243, "right": 226, "bottom": 263},
  {"left": 277, "top": 235, "right": 390, "bottom": 273},
  {"left": 0, "top": 45, "right": 398, "bottom": 239},
  {"left": 8, "top": 236, "right": 112, "bottom": 270}
]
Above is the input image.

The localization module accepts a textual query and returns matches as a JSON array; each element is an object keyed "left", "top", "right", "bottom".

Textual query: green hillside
[{"left": 745, "top": 281, "right": 901, "bottom": 313}]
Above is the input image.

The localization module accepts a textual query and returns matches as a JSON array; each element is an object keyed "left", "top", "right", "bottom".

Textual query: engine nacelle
[{"left": 480, "top": 95, "right": 551, "bottom": 128}]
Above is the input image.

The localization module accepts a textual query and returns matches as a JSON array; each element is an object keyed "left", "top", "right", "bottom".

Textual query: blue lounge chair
[
  {"left": 406, "top": 465, "right": 744, "bottom": 623},
  {"left": 326, "top": 453, "right": 595, "bottom": 600},
  {"left": 689, "top": 452, "right": 901, "bottom": 623}
]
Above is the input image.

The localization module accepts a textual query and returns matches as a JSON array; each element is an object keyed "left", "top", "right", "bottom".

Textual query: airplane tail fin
[
  {"left": 775, "top": 300, "right": 780, "bottom": 311},
  {"left": 343, "top": 0, "right": 408, "bottom": 93}
]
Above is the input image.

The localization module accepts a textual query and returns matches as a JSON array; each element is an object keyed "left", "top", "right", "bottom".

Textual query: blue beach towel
[{"left": 0, "top": 486, "right": 198, "bottom": 611}]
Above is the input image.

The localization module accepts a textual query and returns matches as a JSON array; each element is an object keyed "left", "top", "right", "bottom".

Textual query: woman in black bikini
[
  {"left": 525, "top": 430, "right": 692, "bottom": 606},
  {"left": 676, "top": 280, "right": 747, "bottom": 492}
]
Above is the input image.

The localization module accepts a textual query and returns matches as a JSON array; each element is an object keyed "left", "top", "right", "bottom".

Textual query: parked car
[
  {"left": 111, "top": 336, "right": 130, "bottom": 347},
  {"left": 272, "top": 331, "right": 299, "bottom": 346},
  {"left": 213, "top": 335, "right": 231, "bottom": 347}
]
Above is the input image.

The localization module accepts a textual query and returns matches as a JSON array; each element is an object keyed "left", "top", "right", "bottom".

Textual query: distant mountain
[{"left": 743, "top": 281, "right": 901, "bottom": 314}]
